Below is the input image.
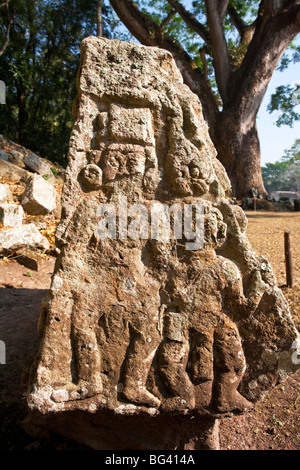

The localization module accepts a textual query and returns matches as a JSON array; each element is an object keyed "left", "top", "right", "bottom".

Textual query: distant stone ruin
[
  {"left": 270, "top": 191, "right": 300, "bottom": 203},
  {"left": 26, "top": 37, "right": 300, "bottom": 450}
]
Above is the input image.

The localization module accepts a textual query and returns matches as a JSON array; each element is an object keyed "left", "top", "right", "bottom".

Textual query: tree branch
[
  {"left": 228, "top": 4, "right": 249, "bottom": 37},
  {"left": 200, "top": 46, "right": 221, "bottom": 109},
  {"left": 165, "top": 0, "right": 211, "bottom": 45},
  {"left": 228, "top": 4, "right": 256, "bottom": 47},
  {"left": 217, "top": 0, "right": 229, "bottom": 22},
  {"left": 231, "top": 3, "right": 300, "bottom": 120},
  {"left": 109, "top": 0, "right": 219, "bottom": 126},
  {"left": 0, "top": 1, "right": 11, "bottom": 57},
  {"left": 0, "top": 20, "right": 10, "bottom": 56},
  {"left": 97, "top": 0, "right": 104, "bottom": 37},
  {"left": 200, "top": 47, "right": 209, "bottom": 85},
  {"left": 262, "top": 0, "right": 288, "bottom": 18},
  {"left": 205, "top": 0, "right": 231, "bottom": 106},
  {"left": 160, "top": 9, "right": 176, "bottom": 30}
]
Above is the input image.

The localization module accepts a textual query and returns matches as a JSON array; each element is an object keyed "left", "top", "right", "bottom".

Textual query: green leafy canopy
[
  {"left": 262, "top": 139, "right": 300, "bottom": 193},
  {"left": 0, "top": 0, "right": 123, "bottom": 165}
]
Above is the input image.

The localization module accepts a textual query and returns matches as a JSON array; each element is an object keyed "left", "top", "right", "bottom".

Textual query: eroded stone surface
[
  {"left": 0, "top": 223, "right": 50, "bottom": 254},
  {"left": 21, "top": 174, "right": 57, "bottom": 215},
  {"left": 0, "top": 183, "right": 13, "bottom": 203},
  {"left": 0, "top": 159, "right": 29, "bottom": 182},
  {"left": 0, "top": 203, "right": 23, "bottom": 227},
  {"left": 26, "top": 37, "right": 300, "bottom": 449}
]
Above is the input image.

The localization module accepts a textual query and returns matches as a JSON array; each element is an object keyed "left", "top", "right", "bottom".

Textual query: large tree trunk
[{"left": 214, "top": 111, "right": 267, "bottom": 199}]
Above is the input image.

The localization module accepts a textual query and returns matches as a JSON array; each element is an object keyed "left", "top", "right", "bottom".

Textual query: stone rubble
[
  {"left": 0, "top": 183, "right": 13, "bottom": 203},
  {"left": 21, "top": 174, "right": 57, "bottom": 216},
  {"left": 0, "top": 203, "right": 23, "bottom": 227},
  {"left": 23, "top": 153, "right": 55, "bottom": 183},
  {"left": 0, "top": 138, "right": 61, "bottom": 256},
  {"left": 0, "top": 159, "right": 30, "bottom": 182},
  {"left": 0, "top": 223, "right": 50, "bottom": 255}
]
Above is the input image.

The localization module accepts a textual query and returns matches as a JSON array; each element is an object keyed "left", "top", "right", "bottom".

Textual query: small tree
[{"left": 262, "top": 139, "right": 300, "bottom": 193}]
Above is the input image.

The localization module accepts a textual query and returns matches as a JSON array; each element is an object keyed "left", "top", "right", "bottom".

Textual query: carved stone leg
[
  {"left": 189, "top": 330, "right": 214, "bottom": 410},
  {"left": 121, "top": 331, "right": 161, "bottom": 408},
  {"left": 158, "top": 339, "right": 195, "bottom": 412},
  {"left": 213, "top": 323, "right": 253, "bottom": 413},
  {"left": 71, "top": 326, "right": 103, "bottom": 398}
]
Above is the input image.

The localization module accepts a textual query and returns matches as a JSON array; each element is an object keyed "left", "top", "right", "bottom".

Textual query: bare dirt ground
[
  {"left": 219, "top": 211, "right": 300, "bottom": 451},
  {"left": 0, "top": 210, "right": 299, "bottom": 450},
  {"left": 245, "top": 211, "right": 300, "bottom": 329}
]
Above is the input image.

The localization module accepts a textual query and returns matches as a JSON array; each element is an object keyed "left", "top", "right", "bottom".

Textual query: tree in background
[
  {"left": 262, "top": 138, "right": 300, "bottom": 193},
  {"left": 109, "top": 0, "right": 300, "bottom": 199},
  {"left": 267, "top": 83, "right": 300, "bottom": 127},
  {"left": 0, "top": 0, "right": 11, "bottom": 56},
  {"left": 267, "top": 42, "right": 300, "bottom": 128},
  {"left": 0, "top": 0, "right": 123, "bottom": 166}
]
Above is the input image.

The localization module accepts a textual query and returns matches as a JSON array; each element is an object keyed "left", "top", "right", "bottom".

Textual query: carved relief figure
[
  {"left": 28, "top": 39, "right": 300, "bottom": 427},
  {"left": 66, "top": 101, "right": 162, "bottom": 406},
  {"left": 82, "top": 103, "right": 159, "bottom": 197},
  {"left": 158, "top": 207, "right": 253, "bottom": 413}
]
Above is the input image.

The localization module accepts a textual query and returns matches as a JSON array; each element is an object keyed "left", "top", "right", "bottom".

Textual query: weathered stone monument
[{"left": 26, "top": 37, "right": 300, "bottom": 450}]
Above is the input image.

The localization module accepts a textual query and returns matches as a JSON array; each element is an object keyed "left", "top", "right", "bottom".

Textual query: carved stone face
[
  {"left": 204, "top": 208, "right": 227, "bottom": 249},
  {"left": 81, "top": 163, "right": 103, "bottom": 189},
  {"left": 81, "top": 103, "right": 158, "bottom": 193},
  {"left": 166, "top": 141, "right": 216, "bottom": 197},
  {"left": 102, "top": 146, "right": 146, "bottom": 182}
]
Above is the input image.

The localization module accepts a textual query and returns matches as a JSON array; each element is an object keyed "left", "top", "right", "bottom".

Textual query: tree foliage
[
  {"left": 267, "top": 82, "right": 300, "bottom": 127},
  {"left": 262, "top": 139, "right": 300, "bottom": 193},
  {"left": 0, "top": 0, "right": 123, "bottom": 166},
  {"left": 109, "top": 0, "right": 300, "bottom": 198},
  {"left": 267, "top": 39, "right": 300, "bottom": 126}
]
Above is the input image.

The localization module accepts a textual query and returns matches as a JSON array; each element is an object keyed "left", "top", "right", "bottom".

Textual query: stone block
[
  {"left": 0, "top": 183, "right": 13, "bottom": 203},
  {"left": 21, "top": 174, "right": 57, "bottom": 215},
  {"left": 0, "top": 159, "right": 30, "bottom": 182},
  {"left": 0, "top": 223, "right": 50, "bottom": 254},
  {"left": 0, "top": 203, "right": 23, "bottom": 227},
  {"left": 24, "top": 152, "right": 54, "bottom": 181},
  {"left": 15, "top": 247, "right": 43, "bottom": 271}
]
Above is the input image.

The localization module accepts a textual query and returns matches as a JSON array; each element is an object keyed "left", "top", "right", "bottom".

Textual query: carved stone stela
[{"left": 27, "top": 37, "right": 299, "bottom": 448}]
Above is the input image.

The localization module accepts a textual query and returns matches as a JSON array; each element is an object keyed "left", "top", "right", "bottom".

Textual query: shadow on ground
[{"left": 0, "top": 287, "right": 47, "bottom": 402}]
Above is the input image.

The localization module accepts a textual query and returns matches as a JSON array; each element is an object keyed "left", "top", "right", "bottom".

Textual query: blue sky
[{"left": 257, "top": 55, "right": 300, "bottom": 167}]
